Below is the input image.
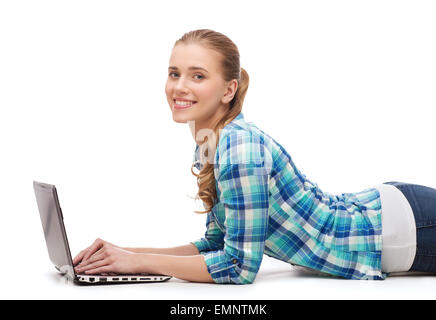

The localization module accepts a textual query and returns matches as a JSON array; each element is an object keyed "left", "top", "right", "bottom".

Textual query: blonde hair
[{"left": 174, "top": 29, "right": 249, "bottom": 214}]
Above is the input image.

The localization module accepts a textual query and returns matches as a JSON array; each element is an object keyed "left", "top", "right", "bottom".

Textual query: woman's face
[{"left": 165, "top": 43, "right": 236, "bottom": 131}]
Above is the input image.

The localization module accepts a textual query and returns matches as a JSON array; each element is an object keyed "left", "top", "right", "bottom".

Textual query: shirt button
[{"left": 232, "top": 259, "right": 238, "bottom": 264}]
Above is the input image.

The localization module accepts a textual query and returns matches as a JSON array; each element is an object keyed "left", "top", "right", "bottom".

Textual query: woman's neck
[{"left": 189, "top": 104, "right": 230, "bottom": 146}]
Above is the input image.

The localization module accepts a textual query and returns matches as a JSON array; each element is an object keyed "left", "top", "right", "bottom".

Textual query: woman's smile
[{"left": 173, "top": 99, "right": 198, "bottom": 110}]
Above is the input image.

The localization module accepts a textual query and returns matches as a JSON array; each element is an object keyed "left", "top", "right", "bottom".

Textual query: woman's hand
[
  {"left": 72, "top": 239, "right": 214, "bottom": 282},
  {"left": 73, "top": 238, "right": 142, "bottom": 275},
  {"left": 73, "top": 238, "right": 118, "bottom": 266}
]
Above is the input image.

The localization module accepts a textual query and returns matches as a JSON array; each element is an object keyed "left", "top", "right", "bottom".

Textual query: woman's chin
[{"left": 172, "top": 112, "right": 191, "bottom": 124}]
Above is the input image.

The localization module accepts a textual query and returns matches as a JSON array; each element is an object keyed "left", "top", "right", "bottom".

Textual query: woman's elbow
[{"left": 228, "top": 270, "right": 258, "bottom": 285}]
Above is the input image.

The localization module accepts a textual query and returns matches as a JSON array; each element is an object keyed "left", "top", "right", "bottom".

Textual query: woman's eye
[{"left": 168, "top": 72, "right": 204, "bottom": 80}]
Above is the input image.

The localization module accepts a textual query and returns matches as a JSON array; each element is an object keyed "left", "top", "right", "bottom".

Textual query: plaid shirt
[{"left": 191, "top": 112, "right": 386, "bottom": 284}]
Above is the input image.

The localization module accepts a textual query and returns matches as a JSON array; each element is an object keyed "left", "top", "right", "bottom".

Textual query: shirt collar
[
  {"left": 228, "top": 112, "right": 245, "bottom": 129},
  {"left": 192, "top": 112, "right": 246, "bottom": 170}
]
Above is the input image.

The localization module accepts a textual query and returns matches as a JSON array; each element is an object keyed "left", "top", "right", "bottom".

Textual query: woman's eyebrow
[{"left": 168, "top": 66, "right": 209, "bottom": 73}]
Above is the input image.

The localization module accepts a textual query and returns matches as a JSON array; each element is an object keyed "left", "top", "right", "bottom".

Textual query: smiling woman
[
  {"left": 165, "top": 30, "right": 249, "bottom": 214},
  {"left": 74, "top": 29, "right": 249, "bottom": 284},
  {"left": 73, "top": 28, "right": 436, "bottom": 285}
]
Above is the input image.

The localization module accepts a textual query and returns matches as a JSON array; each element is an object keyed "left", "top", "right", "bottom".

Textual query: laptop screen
[{"left": 33, "top": 181, "right": 75, "bottom": 280}]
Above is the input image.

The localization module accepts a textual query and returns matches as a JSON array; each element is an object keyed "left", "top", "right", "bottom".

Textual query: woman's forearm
[
  {"left": 74, "top": 240, "right": 214, "bottom": 283},
  {"left": 139, "top": 253, "right": 214, "bottom": 283},
  {"left": 123, "top": 243, "right": 200, "bottom": 256}
]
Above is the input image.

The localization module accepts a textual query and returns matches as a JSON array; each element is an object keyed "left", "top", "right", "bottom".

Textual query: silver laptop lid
[{"left": 33, "top": 181, "right": 76, "bottom": 280}]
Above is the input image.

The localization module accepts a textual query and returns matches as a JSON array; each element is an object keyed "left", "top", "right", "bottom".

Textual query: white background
[{"left": 1, "top": 0, "right": 436, "bottom": 300}]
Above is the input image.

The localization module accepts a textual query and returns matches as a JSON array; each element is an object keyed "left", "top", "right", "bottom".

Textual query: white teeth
[{"left": 175, "top": 100, "right": 195, "bottom": 106}]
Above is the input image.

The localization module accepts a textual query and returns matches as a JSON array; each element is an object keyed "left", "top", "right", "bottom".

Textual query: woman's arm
[
  {"left": 123, "top": 243, "right": 200, "bottom": 256},
  {"left": 137, "top": 253, "right": 214, "bottom": 283},
  {"left": 73, "top": 239, "right": 200, "bottom": 266},
  {"left": 74, "top": 243, "right": 214, "bottom": 283}
]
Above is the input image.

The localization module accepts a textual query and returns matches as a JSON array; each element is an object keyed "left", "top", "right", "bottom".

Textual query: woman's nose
[{"left": 174, "top": 77, "right": 189, "bottom": 93}]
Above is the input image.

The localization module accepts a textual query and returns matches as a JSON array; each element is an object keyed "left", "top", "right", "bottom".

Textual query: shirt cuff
[
  {"left": 190, "top": 238, "right": 214, "bottom": 253},
  {"left": 199, "top": 249, "right": 244, "bottom": 284}
]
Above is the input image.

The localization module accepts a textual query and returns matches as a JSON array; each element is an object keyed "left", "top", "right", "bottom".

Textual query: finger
[
  {"left": 77, "top": 251, "right": 105, "bottom": 268},
  {"left": 73, "top": 247, "right": 93, "bottom": 265},
  {"left": 84, "top": 265, "right": 113, "bottom": 275},
  {"left": 75, "top": 249, "right": 105, "bottom": 272},
  {"left": 73, "top": 246, "right": 91, "bottom": 266},
  {"left": 76, "top": 258, "right": 110, "bottom": 273},
  {"left": 82, "top": 239, "right": 104, "bottom": 262},
  {"left": 73, "top": 251, "right": 85, "bottom": 266},
  {"left": 85, "top": 245, "right": 104, "bottom": 259},
  {"left": 73, "top": 243, "right": 94, "bottom": 265}
]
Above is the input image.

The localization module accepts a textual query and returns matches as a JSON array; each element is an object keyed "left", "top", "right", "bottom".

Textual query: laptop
[{"left": 33, "top": 180, "right": 172, "bottom": 285}]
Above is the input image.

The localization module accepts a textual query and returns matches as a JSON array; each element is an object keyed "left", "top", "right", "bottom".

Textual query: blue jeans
[{"left": 383, "top": 181, "right": 436, "bottom": 273}]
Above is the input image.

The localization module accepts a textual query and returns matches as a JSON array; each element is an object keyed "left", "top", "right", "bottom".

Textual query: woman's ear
[{"left": 221, "top": 79, "right": 238, "bottom": 104}]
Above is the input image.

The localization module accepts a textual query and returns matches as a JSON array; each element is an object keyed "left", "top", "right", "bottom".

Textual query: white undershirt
[{"left": 374, "top": 183, "right": 417, "bottom": 273}]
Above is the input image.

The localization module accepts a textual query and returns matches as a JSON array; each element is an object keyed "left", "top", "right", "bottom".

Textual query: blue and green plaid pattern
[{"left": 191, "top": 112, "right": 387, "bottom": 284}]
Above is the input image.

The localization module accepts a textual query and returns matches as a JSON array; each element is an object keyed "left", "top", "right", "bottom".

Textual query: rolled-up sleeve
[{"left": 198, "top": 131, "right": 271, "bottom": 284}]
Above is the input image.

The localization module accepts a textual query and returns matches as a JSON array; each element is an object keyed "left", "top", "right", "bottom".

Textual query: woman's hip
[
  {"left": 382, "top": 181, "right": 436, "bottom": 227},
  {"left": 383, "top": 181, "right": 436, "bottom": 273}
]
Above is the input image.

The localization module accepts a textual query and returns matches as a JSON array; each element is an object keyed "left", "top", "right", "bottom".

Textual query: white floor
[{"left": 3, "top": 255, "right": 436, "bottom": 300}]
